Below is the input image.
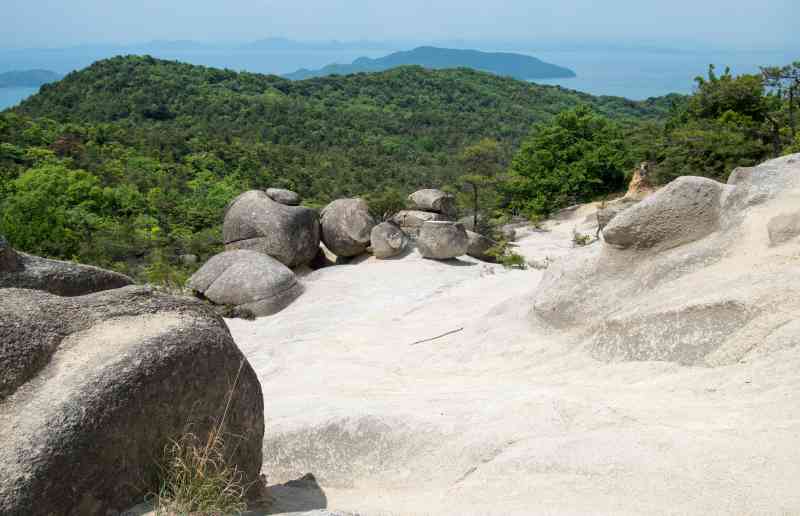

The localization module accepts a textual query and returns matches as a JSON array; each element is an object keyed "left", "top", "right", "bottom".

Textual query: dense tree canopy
[
  {"left": 2, "top": 55, "right": 796, "bottom": 284},
  {"left": 0, "top": 56, "right": 671, "bottom": 281},
  {"left": 504, "top": 106, "right": 628, "bottom": 217}
]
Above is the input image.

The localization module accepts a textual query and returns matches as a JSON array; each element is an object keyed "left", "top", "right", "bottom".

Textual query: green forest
[{"left": 1, "top": 55, "right": 798, "bottom": 284}]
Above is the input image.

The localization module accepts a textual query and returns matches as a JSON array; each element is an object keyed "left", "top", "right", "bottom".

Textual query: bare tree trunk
[
  {"left": 766, "top": 115, "right": 782, "bottom": 158},
  {"left": 790, "top": 85, "right": 796, "bottom": 140},
  {"left": 471, "top": 185, "right": 478, "bottom": 230}
]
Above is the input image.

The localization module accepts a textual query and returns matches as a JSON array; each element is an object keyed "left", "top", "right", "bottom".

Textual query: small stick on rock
[{"left": 410, "top": 327, "right": 464, "bottom": 346}]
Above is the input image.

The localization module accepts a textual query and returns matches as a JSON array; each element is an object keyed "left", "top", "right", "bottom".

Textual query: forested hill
[
  {"left": 1, "top": 55, "right": 677, "bottom": 282},
  {"left": 14, "top": 54, "right": 676, "bottom": 194},
  {"left": 18, "top": 55, "right": 671, "bottom": 128},
  {"left": 284, "top": 46, "right": 576, "bottom": 81}
]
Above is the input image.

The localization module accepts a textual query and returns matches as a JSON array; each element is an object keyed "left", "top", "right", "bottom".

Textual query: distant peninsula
[
  {"left": 0, "top": 70, "right": 61, "bottom": 88},
  {"left": 284, "top": 46, "right": 576, "bottom": 81}
]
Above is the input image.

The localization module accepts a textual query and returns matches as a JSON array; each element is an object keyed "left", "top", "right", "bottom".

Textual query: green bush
[{"left": 503, "top": 106, "right": 628, "bottom": 218}]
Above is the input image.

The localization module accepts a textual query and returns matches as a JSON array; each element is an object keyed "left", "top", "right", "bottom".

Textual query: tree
[
  {"left": 458, "top": 138, "right": 502, "bottom": 230},
  {"left": 0, "top": 164, "right": 110, "bottom": 257},
  {"left": 504, "top": 106, "right": 627, "bottom": 217},
  {"left": 761, "top": 62, "right": 800, "bottom": 141}
]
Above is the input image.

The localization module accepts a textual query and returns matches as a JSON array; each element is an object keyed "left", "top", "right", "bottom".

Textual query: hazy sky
[{"left": 3, "top": 0, "right": 798, "bottom": 50}]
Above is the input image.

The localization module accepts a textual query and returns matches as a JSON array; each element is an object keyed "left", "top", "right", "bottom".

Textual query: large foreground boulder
[
  {"left": 0, "top": 239, "right": 133, "bottom": 296},
  {"left": 417, "top": 221, "right": 469, "bottom": 260},
  {"left": 0, "top": 286, "right": 264, "bottom": 515},
  {"left": 408, "top": 189, "right": 456, "bottom": 217},
  {"left": 603, "top": 176, "right": 729, "bottom": 250},
  {"left": 224, "top": 190, "right": 320, "bottom": 268},
  {"left": 370, "top": 222, "right": 409, "bottom": 259},
  {"left": 320, "top": 198, "right": 377, "bottom": 258},
  {"left": 188, "top": 249, "right": 302, "bottom": 317}
]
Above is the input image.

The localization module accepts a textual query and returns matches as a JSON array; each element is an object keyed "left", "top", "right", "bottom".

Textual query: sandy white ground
[{"left": 226, "top": 207, "right": 800, "bottom": 516}]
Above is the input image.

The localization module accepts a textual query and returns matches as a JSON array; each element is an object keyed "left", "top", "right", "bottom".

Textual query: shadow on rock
[
  {"left": 434, "top": 257, "right": 477, "bottom": 267},
  {"left": 263, "top": 473, "right": 328, "bottom": 514}
]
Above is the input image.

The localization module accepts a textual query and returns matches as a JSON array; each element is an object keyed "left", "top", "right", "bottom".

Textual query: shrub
[{"left": 486, "top": 239, "right": 527, "bottom": 269}]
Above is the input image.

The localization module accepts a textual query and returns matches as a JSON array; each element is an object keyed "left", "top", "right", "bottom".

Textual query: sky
[{"left": 3, "top": 0, "right": 798, "bottom": 50}]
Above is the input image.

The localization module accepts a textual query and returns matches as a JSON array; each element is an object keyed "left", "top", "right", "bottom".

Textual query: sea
[{"left": 0, "top": 47, "right": 795, "bottom": 110}]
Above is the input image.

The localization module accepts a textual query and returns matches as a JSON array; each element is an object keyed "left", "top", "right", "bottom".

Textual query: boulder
[
  {"left": 603, "top": 176, "right": 729, "bottom": 250},
  {"left": 408, "top": 189, "right": 456, "bottom": 217},
  {"left": 417, "top": 221, "right": 469, "bottom": 260},
  {"left": 0, "top": 285, "right": 264, "bottom": 515},
  {"left": 320, "top": 198, "right": 377, "bottom": 258},
  {"left": 392, "top": 210, "right": 450, "bottom": 237},
  {"left": 370, "top": 222, "right": 409, "bottom": 259},
  {"left": 499, "top": 226, "right": 517, "bottom": 242},
  {"left": 266, "top": 188, "right": 301, "bottom": 206},
  {"left": 224, "top": 190, "right": 320, "bottom": 268},
  {"left": 0, "top": 243, "right": 133, "bottom": 297},
  {"left": 466, "top": 230, "right": 497, "bottom": 262},
  {"left": 188, "top": 249, "right": 302, "bottom": 317},
  {"left": 767, "top": 211, "right": 800, "bottom": 246}
]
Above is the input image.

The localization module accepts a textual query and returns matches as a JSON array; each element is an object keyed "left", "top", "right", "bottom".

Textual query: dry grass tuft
[{"left": 151, "top": 362, "right": 251, "bottom": 515}]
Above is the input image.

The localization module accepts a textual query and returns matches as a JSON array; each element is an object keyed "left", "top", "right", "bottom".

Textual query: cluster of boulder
[
  {"left": 392, "top": 189, "right": 457, "bottom": 236},
  {"left": 190, "top": 187, "right": 493, "bottom": 318}
]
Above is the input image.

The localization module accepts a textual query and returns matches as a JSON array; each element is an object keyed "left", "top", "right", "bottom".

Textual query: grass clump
[
  {"left": 151, "top": 362, "right": 251, "bottom": 516},
  {"left": 571, "top": 227, "right": 595, "bottom": 247},
  {"left": 486, "top": 239, "right": 527, "bottom": 270}
]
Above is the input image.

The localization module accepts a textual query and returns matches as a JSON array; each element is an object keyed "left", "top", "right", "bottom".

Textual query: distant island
[
  {"left": 284, "top": 46, "right": 576, "bottom": 81},
  {"left": 0, "top": 70, "right": 61, "bottom": 88}
]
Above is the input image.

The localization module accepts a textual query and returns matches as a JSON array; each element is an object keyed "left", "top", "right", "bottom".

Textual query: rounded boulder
[
  {"left": 188, "top": 249, "right": 302, "bottom": 317},
  {"left": 408, "top": 189, "right": 457, "bottom": 217},
  {"left": 417, "top": 221, "right": 469, "bottom": 260},
  {"left": 603, "top": 176, "right": 728, "bottom": 250},
  {"left": 370, "top": 222, "right": 409, "bottom": 259},
  {"left": 320, "top": 198, "right": 377, "bottom": 258},
  {"left": 223, "top": 190, "right": 320, "bottom": 268},
  {"left": 266, "top": 187, "right": 301, "bottom": 206}
]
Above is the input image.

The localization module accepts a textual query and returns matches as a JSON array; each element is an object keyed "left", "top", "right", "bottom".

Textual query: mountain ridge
[
  {"left": 0, "top": 69, "right": 60, "bottom": 88},
  {"left": 284, "top": 46, "right": 576, "bottom": 81}
]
